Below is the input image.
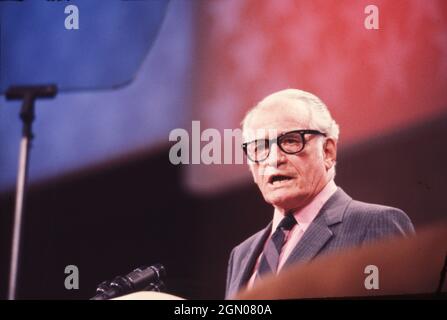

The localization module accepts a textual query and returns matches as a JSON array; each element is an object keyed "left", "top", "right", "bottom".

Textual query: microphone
[{"left": 91, "top": 264, "right": 166, "bottom": 300}]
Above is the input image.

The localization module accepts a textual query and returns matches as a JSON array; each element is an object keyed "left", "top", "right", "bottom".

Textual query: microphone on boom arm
[{"left": 91, "top": 264, "right": 166, "bottom": 300}]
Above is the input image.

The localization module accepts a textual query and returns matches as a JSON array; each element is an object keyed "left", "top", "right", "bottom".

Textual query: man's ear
[
  {"left": 248, "top": 163, "right": 259, "bottom": 184},
  {"left": 323, "top": 138, "right": 337, "bottom": 171}
]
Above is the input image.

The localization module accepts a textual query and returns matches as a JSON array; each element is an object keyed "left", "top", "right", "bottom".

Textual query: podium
[{"left": 113, "top": 291, "right": 184, "bottom": 300}]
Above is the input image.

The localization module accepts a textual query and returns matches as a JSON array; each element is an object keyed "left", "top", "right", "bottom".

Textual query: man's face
[{"left": 244, "top": 100, "right": 336, "bottom": 212}]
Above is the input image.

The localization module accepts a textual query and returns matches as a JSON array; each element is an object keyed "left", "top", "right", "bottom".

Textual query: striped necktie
[{"left": 256, "top": 213, "right": 297, "bottom": 279}]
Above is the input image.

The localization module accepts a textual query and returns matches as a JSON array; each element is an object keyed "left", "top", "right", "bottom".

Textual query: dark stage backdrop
[{"left": 0, "top": 113, "right": 446, "bottom": 300}]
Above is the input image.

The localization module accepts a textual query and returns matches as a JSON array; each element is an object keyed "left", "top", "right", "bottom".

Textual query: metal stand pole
[{"left": 5, "top": 85, "right": 57, "bottom": 300}]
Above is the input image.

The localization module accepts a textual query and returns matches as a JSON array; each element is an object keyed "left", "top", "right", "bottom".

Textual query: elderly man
[{"left": 225, "top": 89, "right": 415, "bottom": 299}]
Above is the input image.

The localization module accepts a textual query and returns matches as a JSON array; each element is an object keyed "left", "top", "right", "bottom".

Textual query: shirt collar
[{"left": 272, "top": 179, "right": 338, "bottom": 232}]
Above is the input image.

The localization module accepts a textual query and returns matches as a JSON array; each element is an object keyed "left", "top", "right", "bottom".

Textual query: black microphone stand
[{"left": 5, "top": 85, "right": 58, "bottom": 300}]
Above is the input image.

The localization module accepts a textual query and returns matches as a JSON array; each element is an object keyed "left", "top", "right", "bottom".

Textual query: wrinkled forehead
[{"left": 243, "top": 98, "right": 311, "bottom": 141}]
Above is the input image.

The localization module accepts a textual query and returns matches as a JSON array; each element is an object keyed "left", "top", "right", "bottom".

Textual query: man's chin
[
  {"left": 266, "top": 195, "right": 295, "bottom": 210},
  {"left": 266, "top": 193, "right": 307, "bottom": 211}
]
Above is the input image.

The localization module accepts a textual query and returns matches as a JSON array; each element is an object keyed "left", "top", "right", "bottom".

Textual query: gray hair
[{"left": 241, "top": 89, "right": 340, "bottom": 141}]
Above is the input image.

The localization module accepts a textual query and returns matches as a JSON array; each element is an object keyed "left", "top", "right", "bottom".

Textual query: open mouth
[{"left": 268, "top": 174, "right": 293, "bottom": 185}]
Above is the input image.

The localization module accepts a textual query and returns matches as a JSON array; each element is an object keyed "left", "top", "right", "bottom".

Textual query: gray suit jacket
[{"left": 225, "top": 188, "right": 415, "bottom": 299}]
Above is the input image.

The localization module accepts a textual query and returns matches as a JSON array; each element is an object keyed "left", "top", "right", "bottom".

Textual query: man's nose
[{"left": 266, "top": 143, "right": 287, "bottom": 167}]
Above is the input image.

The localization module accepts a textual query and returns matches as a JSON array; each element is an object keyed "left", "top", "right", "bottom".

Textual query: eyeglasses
[{"left": 242, "top": 129, "right": 326, "bottom": 163}]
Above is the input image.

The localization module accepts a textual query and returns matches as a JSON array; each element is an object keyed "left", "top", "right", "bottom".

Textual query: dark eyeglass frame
[{"left": 242, "top": 129, "right": 326, "bottom": 163}]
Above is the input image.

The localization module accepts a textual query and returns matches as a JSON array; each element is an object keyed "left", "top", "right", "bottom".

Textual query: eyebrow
[{"left": 257, "top": 130, "right": 299, "bottom": 139}]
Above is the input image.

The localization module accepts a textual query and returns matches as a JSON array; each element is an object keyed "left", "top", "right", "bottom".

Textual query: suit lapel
[
  {"left": 284, "top": 188, "right": 352, "bottom": 267},
  {"left": 233, "top": 223, "right": 271, "bottom": 292}
]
